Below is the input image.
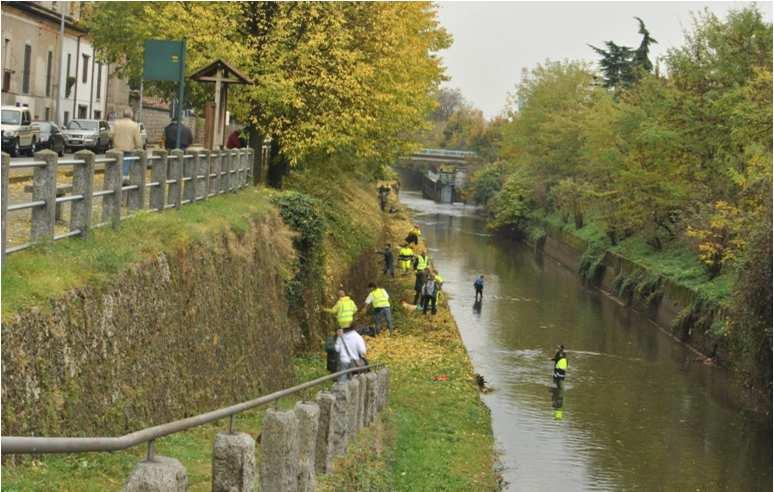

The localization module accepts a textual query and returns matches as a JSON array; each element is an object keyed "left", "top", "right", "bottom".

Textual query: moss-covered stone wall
[{"left": 2, "top": 211, "right": 300, "bottom": 437}]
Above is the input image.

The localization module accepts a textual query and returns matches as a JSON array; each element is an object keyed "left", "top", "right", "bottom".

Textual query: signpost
[{"left": 143, "top": 39, "right": 186, "bottom": 149}]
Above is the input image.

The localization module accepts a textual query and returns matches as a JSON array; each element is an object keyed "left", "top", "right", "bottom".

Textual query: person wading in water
[{"left": 552, "top": 345, "right": 568, "bottom": 389}]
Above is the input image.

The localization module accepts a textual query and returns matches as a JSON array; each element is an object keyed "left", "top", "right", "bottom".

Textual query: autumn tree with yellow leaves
[{"left": 85, "top": 1, "right": 450, "bottom": 174}]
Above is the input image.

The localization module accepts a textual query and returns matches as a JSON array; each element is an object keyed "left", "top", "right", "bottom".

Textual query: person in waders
[{"left": 552, "top": 345, "right": 568, "bottom": 388}]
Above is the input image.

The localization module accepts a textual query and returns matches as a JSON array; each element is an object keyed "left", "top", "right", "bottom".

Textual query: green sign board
[{"left": 143, "top": 40, "right": 185, "bottom": 81}]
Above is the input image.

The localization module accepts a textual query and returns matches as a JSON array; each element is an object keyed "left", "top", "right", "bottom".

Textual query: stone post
[
  {"left": 31, "top": 149, "right": 57, "bottom": 240},
  {"left": 212, "top": 151, "right": 221, "bottom": 196},
  {"left": 348, "top": 377, "right": 361, "bottom": 433},
  {"left": 1, "top": 152, "right": 9, "bottom": 263},
  {"left": 330, "top": 382, "right": 351, "bottom": 456},
  {"left": 219, "top": 151, "right": 228, "bottom": 194},
  {"left": 71, "top": 150, "right": 94, "bottom": 237},
  {"left": 314, "top": 392, "right": 336, "bottom": 474},
  {"left": 183, "top": 151, "right": 196, "bottom": 203},
  {"left": 211, "top": 431, "right": 255, "bottom": 492},
  {"left": 197, "top": 151, "right": 208, "bottom": 200},
  {"left": 102, "top": 150, "right": 123, "bottom": 227},
  {"left": 356, "top": 374, "right": 367, "bottom": 429},
  {"left": 168, "top": 150, "right": 184, "bottom": 208},
  {"left": 364, "top": 372, "right": 378, "bottom": 426},
  {"left": 230, "top": 150, "right": 238, "bottom": 191},
  {"left": 260, "top": 408, "right": 299, "bottom": 492},
  {"left": 378, "top": 367, "right": 390, "bottom": 411},
  {"left": 246, "top": 148, "right": 254, "bottom": 185},
  {"left": 127, "top": 151, "right": 146, "bottom": 211},
  {"left": 295, "top": 401, "right": 320, "bottom": 492},
  {"left": 124, "top": 456, "right": 187, "bottom": 492},
  {"left": 150, "top": 150, "right": 167, "bottom": 211}
]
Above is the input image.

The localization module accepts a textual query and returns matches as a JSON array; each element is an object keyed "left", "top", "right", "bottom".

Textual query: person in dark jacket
[
  {"left": 164, "top": 119, "right": 193, "bottom": 150},
  {"left": 377, "top": 243, "right": 394, "bottom": 277}
]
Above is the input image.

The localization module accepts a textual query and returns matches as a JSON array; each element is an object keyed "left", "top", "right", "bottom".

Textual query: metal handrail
[{"left": 2, "top": 364, "right": 380, "bottom": 455}]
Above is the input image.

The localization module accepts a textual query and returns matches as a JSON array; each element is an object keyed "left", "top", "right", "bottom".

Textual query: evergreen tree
[{"left": 589, "top": 17, "right": 657, "bottom": 89}]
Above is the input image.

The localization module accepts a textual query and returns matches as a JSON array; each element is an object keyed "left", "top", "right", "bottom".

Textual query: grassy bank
[
  {"left": 2, "top": 181, "right": 497, "bottom": 490},
  {"left": 531, "top": 209, "right": 733, "bottom": 305},
  {"left": 2, "top": 188, "right": 273, "bottom": 317},
  {"left": 317, "top": 206, "right": 499, "bottom": 491}
]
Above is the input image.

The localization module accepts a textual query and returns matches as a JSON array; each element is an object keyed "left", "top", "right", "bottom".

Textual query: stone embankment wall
[
  {"left": 2, "top": 210, "right": 300, "bottom": 437},
  {"left": 535, "top": 222, "right": 724, "bottom": 361}
]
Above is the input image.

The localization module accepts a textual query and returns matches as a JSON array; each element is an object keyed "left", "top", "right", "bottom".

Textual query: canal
[{"left": 400, "top": 190, "right": 772, "bottom": 491}]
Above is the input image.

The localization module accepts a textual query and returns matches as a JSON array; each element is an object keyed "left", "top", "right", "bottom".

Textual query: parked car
[
  {"left": 108, "top": 120, "right": 147, "bottom": 149},
  {"left": 32, "top": 121, "right": 66, "bottom": 156},
  {"left": 62, "top": 119, "right": 111, "bottom": 153},
  {"left": 1, "top": 106, "right": 39, "bottom": 156}
]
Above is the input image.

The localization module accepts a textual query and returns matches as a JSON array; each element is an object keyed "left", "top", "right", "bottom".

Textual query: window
[
  {"left": 65, "top": 53, "right": 72, "bottom": 97},
  {"left": 82, "top": 54, "right": 89, "bottom": 83},
  {"left": 45, "top": 107, "right": 50, "bottom": 121},
  {"left": 93, "top": 110, "right": 101, "bottom": 120},
  {"left": 2, "top": 70, "right": 10, "bottom": 93},
  {"left": 45, "top": 51, "right": 53, "bottom": 96},
  {"left": 66, "top": 53, "right": 71, "bottom": 76},
  {"left": 64, "top": 111, "right": 69, "bottom": 124},
  {"left": 95, "top": 63, "right": 102, "bottom": 99},
  {"left": 77, "top": 105, "right": 87, "bottom": 119},
  {"left": 22, "top": 44, "right": 31, "bottom": 94}
]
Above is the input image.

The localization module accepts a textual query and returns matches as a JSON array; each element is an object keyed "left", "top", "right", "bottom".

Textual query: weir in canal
[{"left": 400, "top": 190, "right": 772, "bottom": 491}]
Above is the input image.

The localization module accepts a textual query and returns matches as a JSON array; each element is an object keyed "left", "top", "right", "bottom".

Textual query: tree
[
  {"left": 589, "top": 17, "right": 657, "bottom": 89},
  {"left": 85, "top": 2, "right": 451, "bottom": 170}
]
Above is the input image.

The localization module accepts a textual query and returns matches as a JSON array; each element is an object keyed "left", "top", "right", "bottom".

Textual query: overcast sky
[{"left": 436, "top": 1, "right": 773, "bottom": 118}]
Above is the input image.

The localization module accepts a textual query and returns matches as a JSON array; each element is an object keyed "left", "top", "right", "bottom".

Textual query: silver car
[{"left": 63, "top": 119, "right": 111, "bottom": 153}]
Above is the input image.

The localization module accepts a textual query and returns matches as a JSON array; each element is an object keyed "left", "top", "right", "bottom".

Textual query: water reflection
[{"left": 400, "top": 190, "right": 772, "bottom": 491}]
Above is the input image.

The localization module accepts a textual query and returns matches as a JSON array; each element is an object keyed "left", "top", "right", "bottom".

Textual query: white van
[{"left": 1, "top": 106, "right": 39, "bottom": 156}]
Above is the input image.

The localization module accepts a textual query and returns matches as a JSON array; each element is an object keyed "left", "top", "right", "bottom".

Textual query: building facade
[{"left": 1, "top": 1, "right": 108, "bottom": 124}]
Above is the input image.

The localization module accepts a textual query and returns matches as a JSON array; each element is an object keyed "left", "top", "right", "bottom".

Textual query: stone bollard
[
  {"left": 314, "top": 392, "right": 336, "bottom": 474},
  {"left": 211, "top": 431, "right": 255, "bottom": 492},
  {"left": 124, "top": 455, "right": 187, "bottom": 492},
  {"left": 295, "top": 401, "right": 320, "bottom": 492},
  {"left": 330, "top": 382, "right": 351, "bottom": 456},
  {"left": 102, "top": 150, "right": 123, "bottom": 227},
  {"left": 31, "top": 149, "right": 57, "bottom": 240},
  {"left": 149, "top": 150, "right": 167, "bottom": 211},
  {"left": 357, "top": 374, "right": 368, "bottom": 429},
  {"left": 364, "top": 373, "right": 378, "bottom": 426},
  {"left": 377, "top": 368, "right": 390, "bottom": 411},
  {"left": 384, "top": 368, "right": 391, "bottom": 408},
  {"left": 347, "top": 377, "right": 361, "bottom": 434},
  {"left": 260, "top": 408, "right": 299, "bottom": 492}
]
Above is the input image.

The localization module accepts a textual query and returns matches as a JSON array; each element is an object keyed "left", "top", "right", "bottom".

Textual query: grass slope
[{"left": 2, "top": 188, "right": 271, "bottom": 317}]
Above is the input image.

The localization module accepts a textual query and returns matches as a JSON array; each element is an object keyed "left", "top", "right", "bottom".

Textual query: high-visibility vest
[
  {"left": 555, "top": 357, "right": 568, "bottom": 370},
  {"left": 335, "top": 296, "right": 357, "bottom": 328},
  {"left": 434, "top": 274, "right": 443, "bottom": 284},
  {"left": 370, "top": 288, "right": 390, "bottom": 308},
  {"left": 416, "top": 255, "right": 428, "bottom": 271},
  {"left": 399, "top": 247, "right": 413, "bottom": 260}
]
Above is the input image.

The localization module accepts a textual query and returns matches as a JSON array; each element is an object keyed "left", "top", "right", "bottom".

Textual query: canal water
[{"left": 400, "top": 190, "right": 772, "bottom": 491}]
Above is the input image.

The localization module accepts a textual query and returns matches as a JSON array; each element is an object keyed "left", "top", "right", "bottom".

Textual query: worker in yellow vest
[
  {"left": 433, "top": 269, "right": 444, "bottom": 303},
  {"left": 412, "top": 249, "right": 429, "bottom": 305},
  {"left": 361, "top": 282, "right": 393, "bottom": 334},
  {"left": 406, "top": 224, "right": 422, "bottom": 245},
  {"left": 398, "top": 244, "right": 414, "bottom": 274},
  {"left": 324, "top": 289, "right": 358, "bottom": 329},
  {"left": 552, "top": 345, "right": 568, "bottom": 388}
]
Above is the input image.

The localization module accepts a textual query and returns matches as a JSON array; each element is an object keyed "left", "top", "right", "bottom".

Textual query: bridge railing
[
  {"left": 2, "top": 364, "right": 390, "bottom": 491},
  {"left": 418, "top": 148, "right": 477, "bottom": 158},
  {"left": 1, "top": 147, "right": 254, "bottom": 263}
]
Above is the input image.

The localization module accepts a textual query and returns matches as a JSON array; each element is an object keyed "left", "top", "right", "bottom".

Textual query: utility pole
[{"left": 56, "top": 2, "right": 66, "bottom": 125}]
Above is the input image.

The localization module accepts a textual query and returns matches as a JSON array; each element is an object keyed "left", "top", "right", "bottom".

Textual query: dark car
[
  {"left": 62, "top": 119, "right": 111, "bottom": 153},
  {"left": 32, "top": 121, "right": 66, "bottom": 156}
]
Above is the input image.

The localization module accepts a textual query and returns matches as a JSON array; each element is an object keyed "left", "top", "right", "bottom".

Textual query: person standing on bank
[
  {"left": 361, "top": 282, "right": 393, "bottom": 334},
  {"left": 398, "top": 244, "right": 414, "bottom": 274},
  {"left": 335, "top": 326, "right": 367, "bottom": 383},
  {"left": 422, "top": 273, "right": 438, "bottom": 315},
  {"left": 377, "top": 243, "right": 394, "bottom": 278},
  {"left": 324, "top": 289, "right": 358, "bottom": 331},
  {"left": 110, "top": 108, "right": 142, "bottom": 176},
  {"left": 474, "top": 275, "right": 485, "bottom": 301},
  {"left": 164, "top": 119, "right": 194, "bottom": 150},
  {"left": 413, "top": 249, "right": 429, "bottom": 305}
]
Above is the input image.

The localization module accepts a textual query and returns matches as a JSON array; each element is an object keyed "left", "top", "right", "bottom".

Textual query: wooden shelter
[{"left": 190, "top": 59, "right": 252, "bottom": 149}]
